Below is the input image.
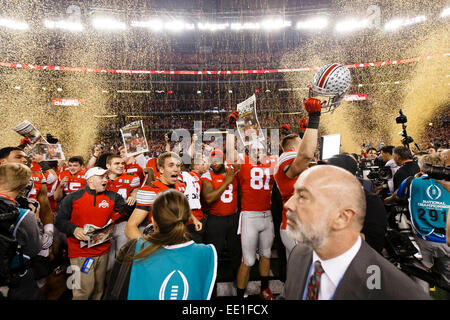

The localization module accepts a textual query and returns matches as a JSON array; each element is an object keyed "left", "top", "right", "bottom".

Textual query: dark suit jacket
[{"left": 281, "top": 239, "right": 431, "bottom": 300}]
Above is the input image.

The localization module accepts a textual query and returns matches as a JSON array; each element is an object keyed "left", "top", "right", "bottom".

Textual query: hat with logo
[{"left": 85, "top": 167, "right": 108, "bottom": 180}]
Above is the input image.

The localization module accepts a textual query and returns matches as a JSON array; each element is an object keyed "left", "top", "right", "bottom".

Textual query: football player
[
  {"left": 125, "top": 152, "right": 186, "bottom": 239},
  {"left": 105, "top": 155, "right": 140, "bottom": 271}
]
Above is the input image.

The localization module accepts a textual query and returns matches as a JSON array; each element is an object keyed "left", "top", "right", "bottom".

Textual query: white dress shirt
[{"left": 307, "top": 236, "right": 362, "bottom": 300}]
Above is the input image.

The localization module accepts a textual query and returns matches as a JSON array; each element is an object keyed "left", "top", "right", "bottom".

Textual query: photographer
[
  {"left": 392, "top": 146, "right": 420, "bottom": 191},
  {"left": 375, "top": 146, "right": 399, "bottom": 196},
  {"left": 387, "top": 154, "right": 449, "bottom": 292}
]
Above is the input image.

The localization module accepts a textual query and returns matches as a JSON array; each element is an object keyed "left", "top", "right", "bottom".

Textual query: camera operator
[
  {"left": 392, "top": 146, "right": 420, "bottom": 191},
  {"left": 375, "top": 146, "right": 399, "bottom": 196},
  {"left": 386, "top": 154, "right": 449, "bottom": 292}
]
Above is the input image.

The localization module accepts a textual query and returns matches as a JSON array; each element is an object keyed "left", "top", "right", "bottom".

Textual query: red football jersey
[
  {"left": 274, "top": 150, "right": 297, "bottom": 230},
  {"left": 44, "top": 170, "right": 59, "bottom": 214},
  {"left": 136, "top": 179, "right": 186, "bottom": 223},
  {"left": 124, "top": 162, "right": 145, "bottom": 187},
  {"left": 106, "top": 173, "right": 140, "bottom": 222},
  {"left": 238, "top": 155, "right": 274, "bottom": 212},
  {"left": 58, "top": 169, "right": 87, "bottom": 194},
  {"left": 145, "top": 157, "right": 161, "bottom": 180},
  {"left": 28, "top": 162, "right": 46, "bottom": 201},
  {"left": 201, "top": 170, "right": 238, "bottom": 217},
  {"left": 106, "top": 173, "right": 140, "bottom": 200}
]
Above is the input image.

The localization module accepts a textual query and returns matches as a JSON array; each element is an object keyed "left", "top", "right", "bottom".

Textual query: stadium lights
[
  {"left": 164, "top": 20, "right": 195, "bottom": 32},
  {"left": 384, "top": 15, "right": 426, "bottom": 31},
  {"left": 198, "top": 22, "right": 229, "bottom": 31},
  {"left": 92, "top": 17, "right": 127, "bottom": 31},
  {"left": 260, "top": 19, "right": 291, "bottom": 30},
  {"left": 44, "top": 19, "right": 83, "bottom": 31},
  {"left": 440, "top": 7, "right": 450, "bottom": 18},
  {"left": 131, "top": 19, "right": 164, "bottom": 31},
  {"left": 0, "top": 18, "right": 29, "bottom": 30},
  {"left": 296, "top": 17, "right": 328, "bottom": 30},
  {"left": 230, "top": 22, "right": 261, "bottom": 30},
  {"left": 335, "top": 18, "right": 370, "bottom": 32}
]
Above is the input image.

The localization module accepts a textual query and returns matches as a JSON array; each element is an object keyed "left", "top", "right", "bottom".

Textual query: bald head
[
  {"left": 285, "top": 165, "right": 366, "bottom": 250},
  {"left": 305, "top": 165, "right": 365, "bottom": 227}
]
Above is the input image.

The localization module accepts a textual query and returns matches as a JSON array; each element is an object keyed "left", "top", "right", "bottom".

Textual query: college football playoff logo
[
  {"left": 159, "top": 270, "right": 189, "bottom": 300},
  {"left": 426, "top": 184, "right": 441, "bottom": 200}
]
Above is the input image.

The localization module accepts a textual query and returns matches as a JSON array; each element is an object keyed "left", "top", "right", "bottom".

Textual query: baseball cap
[
  {"left": 318, "top": 154, "right": 358, "bottom": 175},
  {"left": 84, "top": 167, "right": 108, "bottom": 180}
]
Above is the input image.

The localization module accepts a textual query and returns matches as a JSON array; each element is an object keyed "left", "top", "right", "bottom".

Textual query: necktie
[{"left": 306, "top": 260, "right": 325, "bottom": 300}]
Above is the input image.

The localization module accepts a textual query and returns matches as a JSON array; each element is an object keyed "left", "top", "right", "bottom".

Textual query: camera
[
  {"left": 366, "top": 166, "right": 393, "bottom": 198},
  {"left": 401, "top": 135, "right": 414, "bottom": 146},
  {"left": 396, "top": 110, "right": 408, "bottom": 124},
  {"left": 366, "top": 166, "right": 393, "bottom": 182},
  {"left": 422, "top": 163, "right": 450, "bottom": 181}
]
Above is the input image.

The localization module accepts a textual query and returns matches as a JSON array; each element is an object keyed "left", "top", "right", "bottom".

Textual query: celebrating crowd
[{"left": 1, "top": 65, "right": 449, "bottom": 301}]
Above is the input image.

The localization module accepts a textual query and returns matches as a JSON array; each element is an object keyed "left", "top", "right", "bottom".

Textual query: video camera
[
  {"left": 366, "top": 166, "right": 393, "bottom": 185},
  {"left": 361, "top": 164, "right": 393, "bottom": 198},
  {"left": 422, "top": 163, "right": 450, "bottom": 181}
]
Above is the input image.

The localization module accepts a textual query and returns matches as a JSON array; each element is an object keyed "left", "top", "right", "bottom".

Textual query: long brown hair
[{"left": 130, "top": 189, "right": 191, "bottom": 261}]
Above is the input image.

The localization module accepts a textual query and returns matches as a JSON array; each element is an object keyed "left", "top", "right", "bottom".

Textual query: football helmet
[{"left": 309, "top": 63, "right": 351, "bottom": 113}]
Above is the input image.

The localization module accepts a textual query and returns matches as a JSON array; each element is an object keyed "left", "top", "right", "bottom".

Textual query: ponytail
[{"left": 129, "top": 189, "right": 191, "bottom": 262}]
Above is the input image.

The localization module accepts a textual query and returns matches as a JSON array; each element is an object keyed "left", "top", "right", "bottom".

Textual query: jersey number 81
[{"left": 250, "top": 167, "right": 271, "bottom": 190}]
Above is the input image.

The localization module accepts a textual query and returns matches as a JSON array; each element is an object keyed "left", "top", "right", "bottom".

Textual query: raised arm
[{"left": 286, "top": 98, "right": 321, "bottom": 179}]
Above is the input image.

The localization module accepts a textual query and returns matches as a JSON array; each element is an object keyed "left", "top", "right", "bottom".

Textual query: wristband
[{"left": 307, "top": 113, "right": 321, "bottom": 129}]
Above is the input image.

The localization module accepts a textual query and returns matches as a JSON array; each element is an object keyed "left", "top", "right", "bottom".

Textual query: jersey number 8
[{"left": 221, "top": 184, "right": 234, "bottom": 203}]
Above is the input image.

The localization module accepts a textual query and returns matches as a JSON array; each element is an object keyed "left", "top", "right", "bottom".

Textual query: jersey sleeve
[
  {"left": 274, "top": 152, "right": 296, "bottom": 184},
  {"left": 276, "top": 151, "right": 297, "bottom": 174},
  {"left": 136, "top": 187, "right": 157, "bottom": 212}
]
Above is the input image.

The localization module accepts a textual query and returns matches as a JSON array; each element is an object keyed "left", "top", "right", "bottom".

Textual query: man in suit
[{"left": 280, "top": 165, "right": 431, "bottom": 300}]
